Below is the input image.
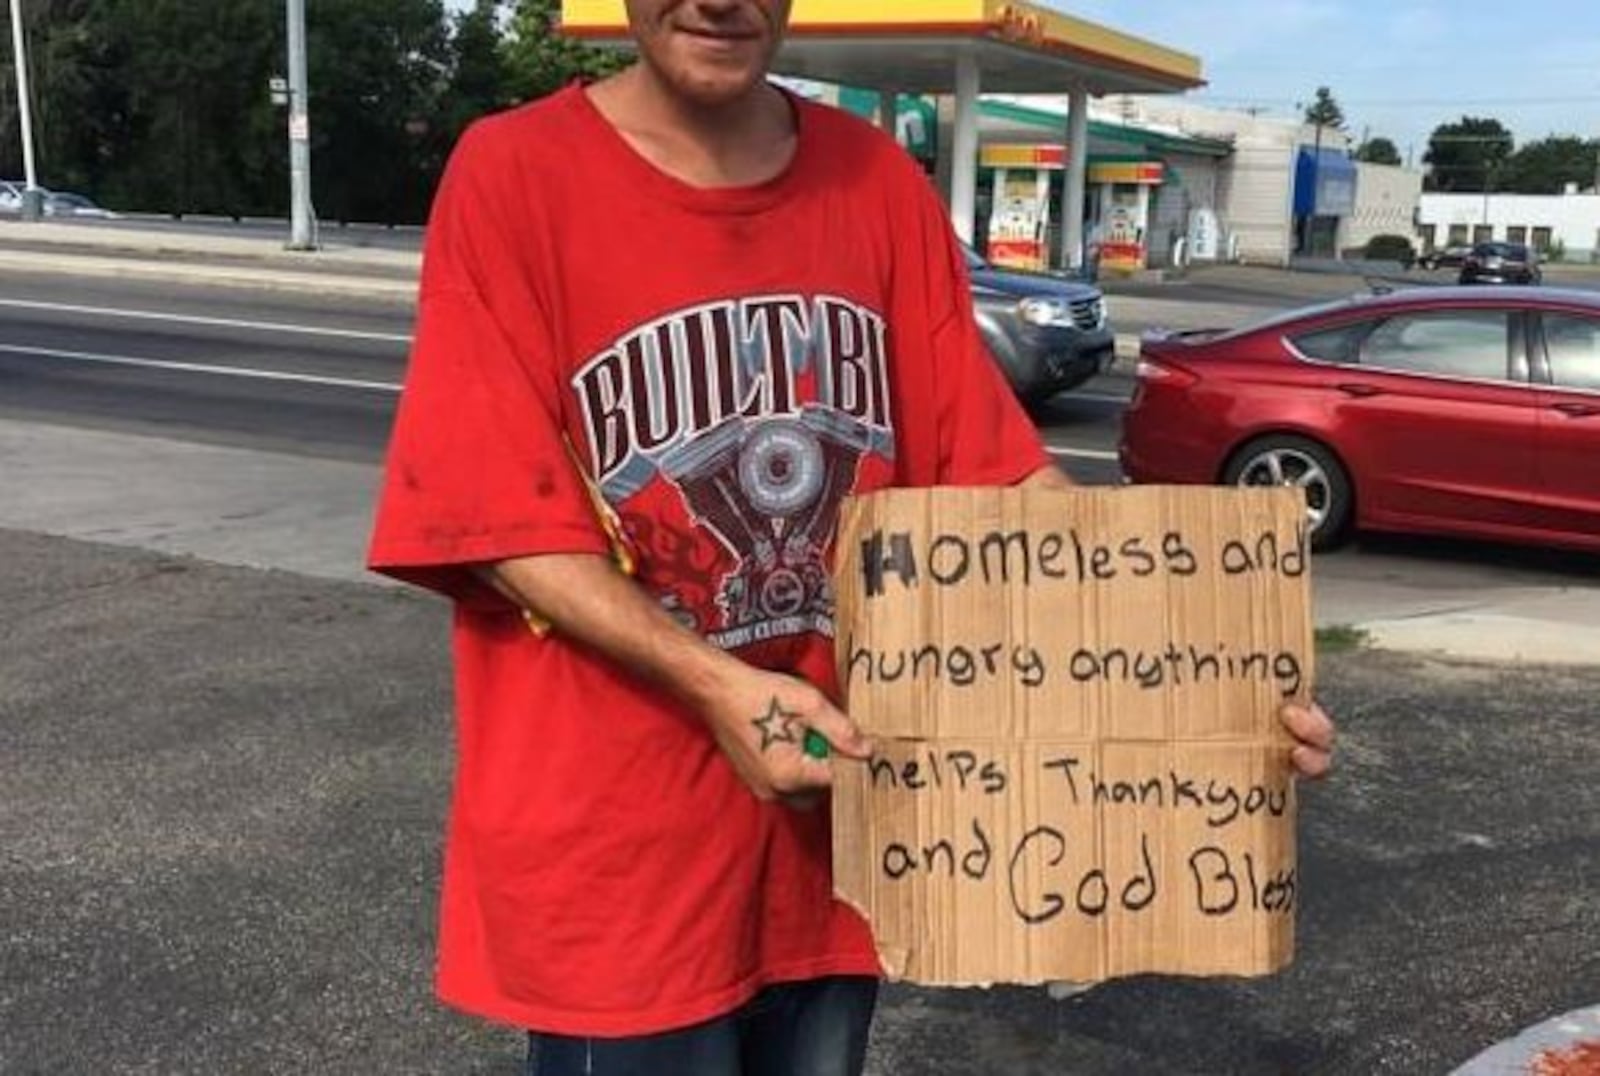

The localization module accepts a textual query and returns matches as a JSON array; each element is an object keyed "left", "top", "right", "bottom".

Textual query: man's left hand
[{"left": 1281, "top": 701, "right": 1335, "bottom": 779}]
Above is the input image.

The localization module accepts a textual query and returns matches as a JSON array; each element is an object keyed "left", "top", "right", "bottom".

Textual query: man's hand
[
  {"left": 1020, "top": 463, "right": 1075, "bottom": 490},
  {"left": 1281, "top": 700, "right": 1335, "bottom": 779},
  {"left": 701, "top": 669, "right": 872, "bottom": 805}
]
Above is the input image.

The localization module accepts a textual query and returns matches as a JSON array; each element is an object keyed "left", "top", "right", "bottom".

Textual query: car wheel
[{"left": 1222, "top": 435, "right": 1352, "bottom": 551}]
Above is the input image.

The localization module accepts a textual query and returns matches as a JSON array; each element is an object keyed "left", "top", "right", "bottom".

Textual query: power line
[{"left": 1196, "top": 92, "right": 1600, "bottom": 109}]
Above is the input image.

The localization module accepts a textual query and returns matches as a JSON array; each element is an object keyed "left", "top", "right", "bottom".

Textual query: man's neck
[{"left": 588, "top": 65, "right": 797, "bottom": 189}]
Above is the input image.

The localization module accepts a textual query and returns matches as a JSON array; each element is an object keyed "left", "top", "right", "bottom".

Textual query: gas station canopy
[{"left": 561, "top": 0, "right": 1203, "bottom": 95}]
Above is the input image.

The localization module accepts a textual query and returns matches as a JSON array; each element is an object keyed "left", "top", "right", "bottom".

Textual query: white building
[
  {"left": 1418, "top": 186, "right": 1600, "bottom": 262},
  {"left": 1106, "top": 98, "right": 1422, "bottom": 266},
  {"left": 1346, "top": 162, "right": 1426, "bottom": 254}
]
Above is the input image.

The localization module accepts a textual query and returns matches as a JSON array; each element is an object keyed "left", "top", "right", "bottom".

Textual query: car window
[
  {"left": 1543, "top": 314, "right": 1600, "bottom": 392},
  {"left": 1289, "top": 322, "right": 1369, "bottom": 364},
  {"left": 1361, "top": 312, "right": 1511, "bottom": 381}
]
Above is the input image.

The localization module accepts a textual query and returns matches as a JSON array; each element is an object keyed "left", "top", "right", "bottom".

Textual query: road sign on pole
[{"left": 285, "top": 0, "right": 315, "bottom": 250}]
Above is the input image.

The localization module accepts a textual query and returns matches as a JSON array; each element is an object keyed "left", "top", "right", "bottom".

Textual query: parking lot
[{"left": 4, "top": 526, "right": 1598, "bottom": 1075}]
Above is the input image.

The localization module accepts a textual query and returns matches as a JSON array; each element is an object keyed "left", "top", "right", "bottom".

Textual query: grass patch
[{"left": 1315, "top": 625, "right": 1371, "bottom": 652}]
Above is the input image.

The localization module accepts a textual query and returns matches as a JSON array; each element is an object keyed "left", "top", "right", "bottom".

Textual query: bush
[{"left": 1364, "top": 234, "right": 1416, "bottom": 267}]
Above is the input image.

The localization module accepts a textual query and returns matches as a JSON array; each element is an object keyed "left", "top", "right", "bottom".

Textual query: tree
[
  {"left": 502, "top": 0, "right": 624, "bottom": 103},
  {"left": 1501, "top": 135, "right": 1600, "bottom": 195},
  {"left": 442, "top": 0, "right": 509, "bottom": 142},
  {"left": 0, "top": 1, "right": 583, "bottom": 224},
  {"left": 306, "top": 0, "right": 453, "bottom": 224},
  {"left": 1424, "top": 116, "right": 1514, "bottom": 193},
  {"left": 1302, "top": 86, "right": 1346, "bottom": 132},
  {"left": 0, "top": 0, "right": 140, "bottom": 199},
  {"left": 1354, "top": 137, "right": 1402, "bottom": 166}
]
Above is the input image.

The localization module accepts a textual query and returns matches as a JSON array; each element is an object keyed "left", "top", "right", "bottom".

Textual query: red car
[{"left": 1120, "top": 287, "right": 1600, "bottom": 552}]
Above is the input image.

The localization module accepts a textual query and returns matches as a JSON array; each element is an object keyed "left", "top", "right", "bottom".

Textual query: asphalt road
[
  {"left": 3, "top": 270, "right": 1595, "bottom": 605},
  {"left": 3, "top": 527, "right": 1597, "bottom": 1075},
  {"left": 0, "top": 271, "right": 411, "bottom": 461}
]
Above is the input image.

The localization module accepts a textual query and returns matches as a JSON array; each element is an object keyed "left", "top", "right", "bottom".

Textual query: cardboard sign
[{"left": 830, "top": 487, "right": 1312, "bottom": 985}]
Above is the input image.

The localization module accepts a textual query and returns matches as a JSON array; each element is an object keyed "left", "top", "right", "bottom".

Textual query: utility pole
[
  {"left": 7, "top": 0, "right": 41, "bottom": 220},
  {"left": 285, "top": 0, "right": 315, "bottom": 250}
]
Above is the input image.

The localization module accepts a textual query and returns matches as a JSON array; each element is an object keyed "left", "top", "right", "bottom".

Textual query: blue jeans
[{"left": 526, "top": 976, "right": 879, "bottom": 1076}]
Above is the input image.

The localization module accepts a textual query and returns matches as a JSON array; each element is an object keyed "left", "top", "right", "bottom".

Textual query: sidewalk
[
  {"left": 0, "top": 218, "right": 419, "bottom": 300},
  {"left": 4, "top": 417, "right": 1598, "bottom": 667}
]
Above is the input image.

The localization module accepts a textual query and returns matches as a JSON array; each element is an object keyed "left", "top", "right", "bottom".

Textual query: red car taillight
[{"left": 1135, "top": 357, "right": 1199, "bottom": 388}]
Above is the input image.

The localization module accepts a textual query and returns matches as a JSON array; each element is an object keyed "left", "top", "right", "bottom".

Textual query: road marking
[
  {"left": 1045, "top": 445, "right": 1120, "bottom": 462},
  {"left": 0, "top": 297, "right": 411, "bottom": 343},
  {"left": 0, "top": 343, "right": 402, "bottom": 392}
]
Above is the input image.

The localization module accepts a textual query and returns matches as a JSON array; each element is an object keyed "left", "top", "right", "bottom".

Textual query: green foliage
[
  {"left": 1354, "top": 137, "right": 1402, "bottom": 166},
  {"left": 1313, "top": 625, "right": 1370, "bottom": 652},
  {"left": 304, "top": 0, "right": 452, "bottom": 224},
  {"left": 502, "top": 0, "right": 626, "bottom": 103},
  {"left": 443, "top": 0, "right": 510, "bottom": 142},
  {"left": 1302, "top": 86, "right": 1345, "bottom": 131},
  {"left": 1364, "top": 234, "right": 1415, "bottom": 267},
  {"left": 0, "top": 0, "right": 626, "bottom": 224},
  {"left": 1424, "top": 117, "right": 1514, "bottom": 193},
  {"left": 1500, "top": 136, "right": 1600, "bottom": 195}
]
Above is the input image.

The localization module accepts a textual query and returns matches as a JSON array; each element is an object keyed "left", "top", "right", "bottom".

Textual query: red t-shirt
[{"left": 369, "top": 85, "right": 1049, "bottom": 1037}]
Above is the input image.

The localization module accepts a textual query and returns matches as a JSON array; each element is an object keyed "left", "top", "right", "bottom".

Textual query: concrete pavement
[{"left": 0, "top": 219, "right": 418, "bottom": 300}]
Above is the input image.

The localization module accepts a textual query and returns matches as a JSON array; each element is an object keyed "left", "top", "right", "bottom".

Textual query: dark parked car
[
  {"left": 1460, "top": 241, "right": 1540, "bottom": 286},
  {"left": 1120, "top": 287, "right": 1600, "bottom": 552},
  {"left": 1417, "top": 244, "right": 1472, "bottom": 270},
  {"left": 966, "top": 246, "right": 1114, "bottom": 403}
]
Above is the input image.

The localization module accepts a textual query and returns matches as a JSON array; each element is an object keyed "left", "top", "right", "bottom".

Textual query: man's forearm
[{"left": 476, "top": 554, "right": 740, "bottom": 712}]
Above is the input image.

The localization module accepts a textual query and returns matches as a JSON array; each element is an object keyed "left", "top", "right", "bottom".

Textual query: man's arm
[{"left": 475, "top": 555, "right": 870, "bottom": 801}]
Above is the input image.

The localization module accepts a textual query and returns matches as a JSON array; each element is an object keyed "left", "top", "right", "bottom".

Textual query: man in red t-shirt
[{"left": 369, "top": 2, "right": 1335, "bottom": 1072}]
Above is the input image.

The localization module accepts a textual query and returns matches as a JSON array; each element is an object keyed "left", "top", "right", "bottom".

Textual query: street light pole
[
  {"left": 7, "top": 0, "right": 42, "bottom": 220},
  {"left": 285, "top": 0, "right": 315, "bottom": 250}
]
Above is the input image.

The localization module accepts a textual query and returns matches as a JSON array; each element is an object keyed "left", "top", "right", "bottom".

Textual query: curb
[
  {"left": 0, "top": 249, "right": 416, "bottom": 302},
  {"left": 1355, "top": 612, "right": 1600, "bottom": 667}
]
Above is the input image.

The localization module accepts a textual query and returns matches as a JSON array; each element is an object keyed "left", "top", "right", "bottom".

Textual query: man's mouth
[{"left": 677, "top": 25, "right": 761, "bottom": 43}]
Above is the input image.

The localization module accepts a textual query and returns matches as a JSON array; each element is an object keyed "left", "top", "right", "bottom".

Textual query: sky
[
  {"left": 1058, "top": 0, "right": 1600, "bottom": 161},
  {"left": 458, "top": 1, "right": 1600, "bottom": 162}
]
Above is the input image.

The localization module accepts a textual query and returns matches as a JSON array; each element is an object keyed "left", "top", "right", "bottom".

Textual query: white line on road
[
  {"left": 0, "top": 343, "right": 402, "bottom": 392},
  {"left": 0, "top": 297, "right": 412, "bottom": 343},
  {"left": 1046, "top": 445, "right": 1120, "bottom": 462}
]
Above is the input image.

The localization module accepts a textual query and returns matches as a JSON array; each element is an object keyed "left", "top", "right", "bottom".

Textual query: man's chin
[{"left": 670, "top": 69, "right": 768, "bottom": 109}]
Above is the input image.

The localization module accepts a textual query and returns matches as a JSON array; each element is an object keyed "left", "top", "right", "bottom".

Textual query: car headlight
[{"left": 1019, "top": 297, "right": 1070, "bottom": 327}]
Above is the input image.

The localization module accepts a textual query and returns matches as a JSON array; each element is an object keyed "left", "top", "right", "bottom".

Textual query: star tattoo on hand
[{"left": 752, "top": 697, "right": 803, "bottom": 753}]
